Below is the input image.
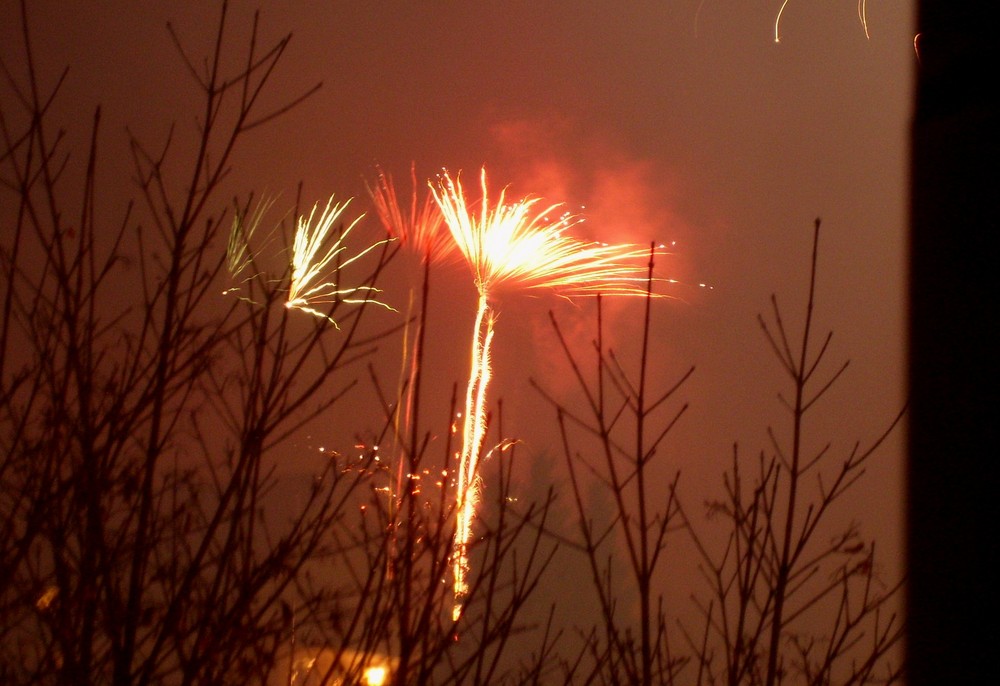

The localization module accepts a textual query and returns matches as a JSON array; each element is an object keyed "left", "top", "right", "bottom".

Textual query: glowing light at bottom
[{"left": 364, "top": 665, "right": 388, "bottom": 686}]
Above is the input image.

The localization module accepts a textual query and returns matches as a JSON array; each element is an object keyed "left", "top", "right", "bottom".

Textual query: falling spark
[
  {"left": 430, "top": 167, "right": 663, "bottom": 619},
  {"left": 775, "top": 1, "right": 872, "bottom": 43},
  {"left": 286, "top": 196, "right": 395, "bottom": 326},
  {"left": 774, "top": 0, "right": 790, "bottom": 43}
]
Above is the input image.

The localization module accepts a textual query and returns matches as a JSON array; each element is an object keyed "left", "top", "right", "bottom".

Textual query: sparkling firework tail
[
  {"left": 286, "top": 196, "right": 395, "bottom": 326},
  {"left": 386, "top": 287, "right": 423, "bottom": 580},
  {"left": 452, "top": 295, "right": 495, "bottom": 617},
  {"left": 368, "top": 168, "right": 453, "bottom": 573}
]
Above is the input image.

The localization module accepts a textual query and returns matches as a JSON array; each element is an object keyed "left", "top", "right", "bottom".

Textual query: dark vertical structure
[{"left": 909, "top": 3, "right": 998, "bottom": 682}]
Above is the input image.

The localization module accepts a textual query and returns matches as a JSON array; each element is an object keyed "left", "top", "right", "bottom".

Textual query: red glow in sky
[{"left": 1, "top": 0, "right": 914, "bottom": 652}]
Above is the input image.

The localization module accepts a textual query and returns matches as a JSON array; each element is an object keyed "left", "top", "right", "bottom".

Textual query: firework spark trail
[
  {"left": 369, "top": 166, "right": 454, "bottom": 436},
  {"left": 226, "top": 199, "right": 267, "bottom": 280},
  {"left": 774, "top": 0, "right": 791, "bottom": 43},
  {"left": 368, "top": 166, "right": 453, "bottom": 456},
  {"left": 368, "top": 167, "right": 455, "bottom": 548},
  {"left": 286, "top": 195, "right": 395, "bottom": 326},
  {"left": 430, "top": 167, "right": 664, "bottom": 620},
  {"left": 451, "top": 293, "right": 495, "bottom": 606},
  {"left": 774, "top": 1, "right": 871, "bottom": 43},
  {"left": 223, "top": 195, "right": 282, "bottom": 301}
]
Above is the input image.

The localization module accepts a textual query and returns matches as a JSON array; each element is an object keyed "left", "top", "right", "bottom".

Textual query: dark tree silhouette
[
  {"left": 1, "top": 7, "right": 558, "bottom": 684},
  {"left": 682, "top": 221, "right": 904, "bottom": 686},
  {"left": 1, "top": 3, "right": 916, "bottom": 684}
]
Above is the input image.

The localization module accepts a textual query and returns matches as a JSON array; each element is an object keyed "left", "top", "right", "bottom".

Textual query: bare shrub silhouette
[
  {"left": 0, "top": 3, "right": 390, "bottom": 683},
  {"left": 678, "top": 221, "right": 905, "bottom": 685},
  {"left": 2, "top": 3, "right": 905, "bottom": 684},
  {"left": 286, "top": 260, "right": 559, "bottom": 686},
  {"left": 532, "top": 252, "right": 694, "bottom": 686},
  {"left": 533, "top": 223, "right": 904, "bottom": 686}
]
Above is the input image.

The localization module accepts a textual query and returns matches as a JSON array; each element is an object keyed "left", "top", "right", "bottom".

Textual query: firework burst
[
  {"left": 286, "top": 196, "right": 395, "bottom": 326},
  {"left": 431, "top": 168, "right": 658, "bottom": 297},
  {"left": 227, "top": 196, "right": 276, "bottom": 279},
  {"left": 223, "top": 195, "right": 283, "bottom": 301},
  {"left": 368, "top": 164, "right": 454, "bottom": 263},
  {"left": 430, "top": 167, "right": 664, "bottom": 619}
]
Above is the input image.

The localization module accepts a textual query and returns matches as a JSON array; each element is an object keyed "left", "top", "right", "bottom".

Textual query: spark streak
[
  {"left": 431, "top": 168, "right": 662, "bottom": 619},
  {"left": 774, "top": 0, "right": 790, "bottom": 43},
  {"left": 450, "top": 293, "right": 495, "bottom": 608},
  {"left": 286, "top": 196, "right": 394, "bottom": 326},
  {"left": 774, "top": 1, "right": 872, "bottom": 43},
  {"left": 226, "top": 198, "right": 271, "bottom": 280},
  {"left": 224, "top": 196, "right": 280, "bottom": 299}
]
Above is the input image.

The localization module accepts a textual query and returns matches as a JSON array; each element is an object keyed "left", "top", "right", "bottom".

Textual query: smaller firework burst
[
  {"left": 286, "top": 196, "right": 395, "bottom": 326},
  {"left": 368, "top": 164, "right": 454, "bottom": 263},
  {"left": 223, "top": 195, "right": 283, "bottom": 300}
]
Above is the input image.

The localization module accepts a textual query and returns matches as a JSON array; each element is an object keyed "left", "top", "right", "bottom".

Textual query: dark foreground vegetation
[{"left": 1, "top": 4, "right": 903, "bottom": 684}]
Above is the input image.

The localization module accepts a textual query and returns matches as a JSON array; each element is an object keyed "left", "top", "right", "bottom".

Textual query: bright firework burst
[
  {"left": 286, "top": 196, "right": 395, "bottom": 326},
  {"left": 430, "top": 167, "right": 664, "bottom": 619}
]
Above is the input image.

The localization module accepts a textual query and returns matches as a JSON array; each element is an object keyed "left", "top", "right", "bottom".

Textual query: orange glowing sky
[{"left": 2, "top": 0, "right": 914, "bottom": 630}]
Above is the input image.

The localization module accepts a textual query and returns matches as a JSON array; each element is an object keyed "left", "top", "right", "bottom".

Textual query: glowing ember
[
  {"left": 286, "top": 195, "right": 394, "bottom": 326},
  {"left": 430, "top": 167, "right": 663, "bottom": 619},
  {"left": 364, "top": 665, "right": 388, "bottom": 686}
]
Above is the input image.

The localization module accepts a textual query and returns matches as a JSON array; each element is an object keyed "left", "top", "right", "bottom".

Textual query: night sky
[{"left": 3, "top": 0, "right": 914, "bottom": 646}]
